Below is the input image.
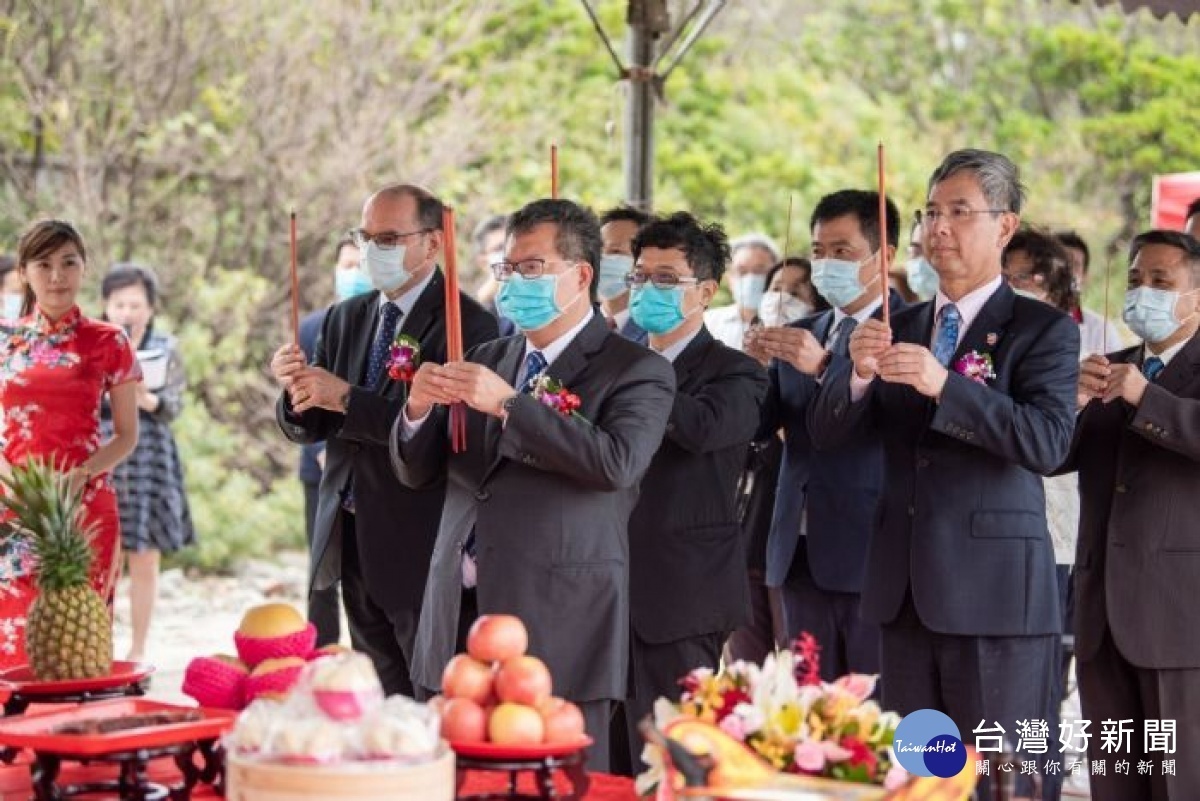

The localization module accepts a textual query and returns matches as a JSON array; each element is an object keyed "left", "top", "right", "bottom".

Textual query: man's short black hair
[
  {"left": 1054, "top": 230, "right": 1090, "bottom": 272},
  {"left": 507, "top": 199, "right": 603, "bottom": 301},
  {"left": 472, "top": 214, "right": 508, "bottom": 252},
  {"left": 599, "top": 205, "right": 651, "bottom": 229},
  {"left": 332, "top": 234, "right": 357, "bottom": 262},
  {"left": 1186, "top": 197, "right": 1200, "bottom": 222},
  {"left": 1130, "top": 228, "right": 1200, "bottom": 286},
  {"left": 809, "top": 189, "right": 900, "bottom": 252},
  {"left": 631, "top": 212, "right": 730, "bottom": 284}
]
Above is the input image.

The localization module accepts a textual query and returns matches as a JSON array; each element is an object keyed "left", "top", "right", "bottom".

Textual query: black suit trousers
[
  {"left": 881, "top": 594, "right": 1060, "bottom": 801},
  {"left": 304, "top": 479, "right": 341, "bottom": 648},
  {"left": 340, "top": 511, "right": 418, "bottom": 698}
]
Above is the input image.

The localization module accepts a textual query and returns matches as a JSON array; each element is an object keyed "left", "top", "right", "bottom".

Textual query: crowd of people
[{"left": 2, "top": 150, "right": 1199, "bottom": 801}]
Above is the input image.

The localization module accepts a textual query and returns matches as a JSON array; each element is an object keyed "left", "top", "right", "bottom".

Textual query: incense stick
[
  {"left": 443, "top": 206, "right": 467, "bottom": 452},
  {"left": 289, "top": 210, "right": 299, "bottom": 344},
  {"left": 551, "top": 143, "right": 559, "bottom": 199},
  {"left": 1101, "top": 254, "right": 1112, "bottom": 354},
  {"left": 774, "top": 193, "right": 794, "bottom": 326},
  {"left": 877, "top": 143, "right": 890, "bottom": 326}
]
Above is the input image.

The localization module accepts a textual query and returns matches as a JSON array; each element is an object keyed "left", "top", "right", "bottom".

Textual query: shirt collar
[
  {"left": 934, "top": 274, "right": 1003, "bottom": 331},
  {"left": 378, "top": 268, "right": 437, "bottom": 318},
  {"left": 653, "top": 327, "right": 702, "bottom": 364},
  {"left": 832, "top": 295, "right": 884, "bottom": 330},
  {"left": 524, "top": 309, "right": 597, "bottom": 368},
  {"left": 1145, "top": 337, "right": 1189, "bottom": 368}
]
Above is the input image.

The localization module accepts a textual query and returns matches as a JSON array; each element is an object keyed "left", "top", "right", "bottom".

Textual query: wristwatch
[{"left": 500, "top": 393, "right": 521, "bottom": 418}]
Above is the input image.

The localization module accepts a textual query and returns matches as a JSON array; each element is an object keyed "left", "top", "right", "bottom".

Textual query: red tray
[
  {"left": 450, "top": 736, "right": 592, "bottom": 760},
  {"left": 0, "top": 698, "right": 236, "bottom": 756},
  {"left": 0, "top": 661, "right": 154, "bottom": 696}
]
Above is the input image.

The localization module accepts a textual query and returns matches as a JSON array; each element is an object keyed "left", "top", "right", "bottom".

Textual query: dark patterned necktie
[
  {"left": 365, "top": 303, "right": 403, "bottom": 389},
  {"left": 519, "top": 350, "right": 548, "bottom": 392},
  {"left": 826, "top": 317, "right": 857, "bottom": 357},
  {"left": 1142, "top": 356, "right": 1165, "bottom": 381}
]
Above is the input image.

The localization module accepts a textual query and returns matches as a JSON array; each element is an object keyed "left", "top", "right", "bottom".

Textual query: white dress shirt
[{"left": 703, "top": 304, "right": 751, "bottom": 352}]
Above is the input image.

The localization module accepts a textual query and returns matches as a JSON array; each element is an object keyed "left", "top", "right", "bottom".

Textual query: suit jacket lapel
[
  {"left": 952, "top": 283, "right": 1013, "bottom": 367},
  {"left": 1155, "top": 332, "right": 1200, "bottom": 393},
  {"left": 481, "top": 336, "right": 527, "bottom": 480},
  {"left": 672, "top": 327, "right": 712, "bottom": 391},
  {"left": 380, "top": 271, "right": 445, "bottom": 402},
  {"left": 348, "top": 293, "right": 382, "bottom": 386},
  {"left": 811, "top": 311, "right": 835, "bottom": 348}
]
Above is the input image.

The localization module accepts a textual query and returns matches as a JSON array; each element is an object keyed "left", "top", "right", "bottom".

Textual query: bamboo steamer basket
[{"left": 225, "top": 744, "right": 455, "bottom": 801}]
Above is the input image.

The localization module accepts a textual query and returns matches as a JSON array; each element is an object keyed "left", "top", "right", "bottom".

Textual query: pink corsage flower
[
  {"left": 529, "top": 373, "right": 585, "bottom": 419},
  {"left": 953, "top": 350, "right": 996, "bottom": 385},
  {"left": 385, "top": 334, "right": 420, "bottom": 382}
]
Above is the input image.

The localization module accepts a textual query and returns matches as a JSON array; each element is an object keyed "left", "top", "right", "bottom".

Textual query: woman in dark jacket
[{"left": 100, "top": 263, "right": 195, "bottom": 662}]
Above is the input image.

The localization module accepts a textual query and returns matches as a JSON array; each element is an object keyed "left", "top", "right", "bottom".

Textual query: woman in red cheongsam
[{"left": 0, "top": 220, "right": 141, "bottom": 669}]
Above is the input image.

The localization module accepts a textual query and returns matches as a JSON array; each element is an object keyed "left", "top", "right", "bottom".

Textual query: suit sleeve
[
  {"left": 669, "top": 356, "right": 767, "bottom": 454},
  {"left": 497, "top": 354, "right": 676, "bottom": 492},
  {"left": 276, "top": 316, "right": 342, "bottom": 445},
  {"left": 930, "top": 313, "right": 1080, "bottom": 474},
  {"left": 1128, "top": 383, "right": 1200, "bottom": 463},
  {"left": 755, "top": 359, "right": 783, "bottom": 440},
  {"left": 390, "top": 404, "right": 449, "bottom": 490},
  {"left": 807, "top": 356, "right": 877, "bottom": 451}
]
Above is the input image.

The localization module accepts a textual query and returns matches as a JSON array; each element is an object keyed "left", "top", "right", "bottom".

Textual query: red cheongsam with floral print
[{"left": 0, "top": 305, "right": 141, "bottom": 668}]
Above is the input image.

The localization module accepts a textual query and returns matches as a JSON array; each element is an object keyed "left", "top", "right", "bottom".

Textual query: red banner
[{"left": 1152, "top": 172, "right": 1200, "bottom": 229}]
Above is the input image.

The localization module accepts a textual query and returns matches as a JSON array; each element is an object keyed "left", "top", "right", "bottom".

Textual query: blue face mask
[
  {"left": 597, "top": 255, "right": 633, "bottom": 301},
  {"left": 1123, "top": 286, "right": 1197, "bottom": 344},
  {"left": 905, "top": 257, "right": 940, "bottom": 300},
  {"left": 496, "top": 268, "right": 581, "bottom": 332},
  {"left": 2, "top": 293, "right": 23, "bottom": 319},
  {"left": 335, "top": 268, "right": 374, "bottom": 301},
  {"left": 630, "top": 284, "right": 691, "bottom": 335},
  {"left": 811, "top": 257, "right": 876, "bottom": 309},
  {"left": 735, "top": 273, "right": 767, "bottom": 311}
]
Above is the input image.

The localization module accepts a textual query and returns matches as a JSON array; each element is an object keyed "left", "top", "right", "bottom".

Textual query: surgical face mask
[
  {"left": 335, "top": 267, "right": 374, "bottom": 301},
  {"left": 2, "top": 292, "right": 23, "bottom": 319},
  {"left": 757, "top": 291, "right": 812, "bottom": 327},
  {"left": 905, "top": 257, "right": 940, "bottom": 300},
  {"left": 361, "top": 241, "right": 410, "bottom": 293},
  {"left": 630, "top": 284, "right": 693, "bottom": 335},
  {"left": 1123, "top": 286, "right": 1197, "bottom": 344},
  {"left": 811, "top": 257, "right": 876, "bottom": 309},
  {"left": 597, "top": 254, "right": 633, "bottom": 301},
  {"left": 496, "top": 268, "right": 581, "bottom": 332},
  {"left": 735, "top": 273, "right": 767, "bottom": 311}
]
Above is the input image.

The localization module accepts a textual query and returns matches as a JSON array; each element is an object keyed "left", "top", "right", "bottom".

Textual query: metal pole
[{"left": 624, "top": 1, "right": 662, "bottom": 212}]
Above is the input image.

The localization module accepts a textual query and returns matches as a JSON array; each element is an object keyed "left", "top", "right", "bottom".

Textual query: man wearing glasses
[
  {"left": 611, "top": 212, "right": 767, "bottom": 773},
  {"left": 391, "top": 198, "right": 676, "bottom": 771},
  {"left": 813, "top": 150, "right": 1078, "bottom": 800},
  {"left": 271, "top": 184, "right": 498, "bottom": 697}
]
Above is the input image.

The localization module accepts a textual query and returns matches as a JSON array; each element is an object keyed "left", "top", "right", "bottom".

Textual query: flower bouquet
[{"left": 638, "top": 635, "right": 909, "bottom": 798}]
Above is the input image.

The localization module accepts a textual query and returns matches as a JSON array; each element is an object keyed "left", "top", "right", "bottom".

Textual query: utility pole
[{"left": 580, "top": 0, "right": 726, "bottom": 212}]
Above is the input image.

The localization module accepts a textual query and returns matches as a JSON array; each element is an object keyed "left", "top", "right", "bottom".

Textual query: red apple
[
  {"left": 488, "top": 702, "right": 545, "bottom": 746},
  {"left": 494, "top": 655, "right": 552, "bottom": 706},
  {"left": 441, "top": 654, "right": 495, "bottom": 704},
  {"left": 538, "top": 697, "right": 587, "bottom": 744},
  {"left": 467, "top": 615, "right": 529, "bottom": 663},
  {"left": 441, "top": 697, "right": 488, "bottom": 743}
]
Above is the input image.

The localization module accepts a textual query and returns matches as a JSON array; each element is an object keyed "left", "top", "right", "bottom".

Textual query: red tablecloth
[{"left": 0, "top": 753, "right": 639, "bottom": 800}]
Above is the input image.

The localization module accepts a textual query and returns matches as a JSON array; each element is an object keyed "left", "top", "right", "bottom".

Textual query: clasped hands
[
  {"left": 745, "top": 326, "right": 829, "bottom": 375},
  {"left": 406, "top": 362, "right": 515, "bottom": 420},
  {"left": 1076, "top": 354, "right": 1147, "bottom": 408},
  {"left": 270, "top": 344, "right": 351, "bottom": 414},
  {"left": 849, "top": 319, "right": 949, "bottom": 399}
]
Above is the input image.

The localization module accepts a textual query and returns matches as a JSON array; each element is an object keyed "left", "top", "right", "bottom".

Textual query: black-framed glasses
[
  {"left": 348, "top": 227, "right": 432, "bottom": 251},
  {"left": 624, "top": 271, "right": 700, "bottom": 290},
  {"left": 918, "top": 207, "right": 1008, "bottom": 225},
  {"left": 491, "top": 258, "right": 578, "bottom": 281}
]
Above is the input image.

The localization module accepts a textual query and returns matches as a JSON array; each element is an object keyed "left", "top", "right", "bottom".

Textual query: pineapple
[{"left": 1, "top": 458, "right": 112, "bottom": 680}]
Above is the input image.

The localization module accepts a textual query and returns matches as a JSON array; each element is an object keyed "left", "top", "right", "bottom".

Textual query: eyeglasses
[
  {"left": 918, "top": 207, "right": 1008, "bottom": 226},
  {"left": 624, "top": 271, "right": 700, "bottom": 290},
  {"left": 1003, "top": 271, "right": 1044, "bottom": 287},
  {"left": 491, "top": 258, "right": 578, "bottom": 281},
  {"left": 348, "top": 228, "right": 432, "bottom": 251}
]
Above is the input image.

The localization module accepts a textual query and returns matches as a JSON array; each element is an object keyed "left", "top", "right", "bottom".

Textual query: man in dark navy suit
[
  {"left": 598, "top": 205, "right": 650, "bottom": 344},
  {"left": 749, "top": 189, "right": 906, "bottom": 681},
  {"left": 618, "top": 212, "right": 767, "bottom": 770},
  {"left": 812, "top": 151, "right": 1078, "bottom": 799},
  {"left": 271, "top": 184, "right": 498, "bottom": 697}
]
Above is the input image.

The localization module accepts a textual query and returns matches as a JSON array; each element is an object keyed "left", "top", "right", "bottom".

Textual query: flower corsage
[
  {"left": 385, "top": 334, "right": 420, "bottom": 382},
  {"left": 529, "top": 372, "right": 586, "bottom": 421},
  {"left": 953, "top": 350, "right": 996, "bottom": 386}
]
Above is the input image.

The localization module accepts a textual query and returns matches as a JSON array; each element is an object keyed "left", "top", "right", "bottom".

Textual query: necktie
[
  {"left": 933, "top": 303, "right": 961, "bottom": 367},
  {"left": 365, "top": 303, "right": 403, "bottom": 389},
  {"left": 1142, "top": 356, "right": 1165, "bottom": 381},
  {"left": 519, "top": 350, "right": 548, "bottom": 392},
  {"left": 343, "top": 303, "right": 403, "bottom": 513},
  {"left": 826, "top": 317, "right": 857, "bottom": 357}
]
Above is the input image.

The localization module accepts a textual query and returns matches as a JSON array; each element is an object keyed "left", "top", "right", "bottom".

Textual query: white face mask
[
  {"left": 735, "top": 273, "right": 767, "bottom": 311},
  {"left": 758, "top": 292, "right": 813, "bottom": 327},
  {"left": 597, "top": 254, "right": 633, "bottom": 301},
  {"left": 361, "top": 241, "right": 410, "bottom": 293}
]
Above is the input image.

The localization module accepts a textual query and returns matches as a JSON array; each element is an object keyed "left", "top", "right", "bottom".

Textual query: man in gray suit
[
  {"left": 391, "top": 198, "right": 676, "bottom": 771},
  {"left": 1067, "top": 229, "right": 1200, "bottom": 800}
]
